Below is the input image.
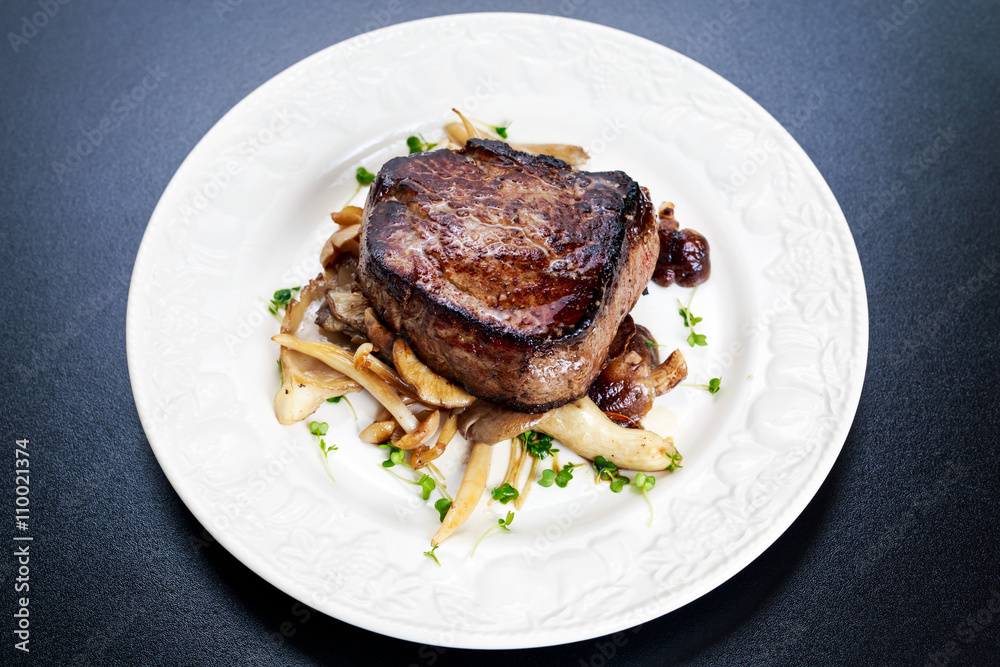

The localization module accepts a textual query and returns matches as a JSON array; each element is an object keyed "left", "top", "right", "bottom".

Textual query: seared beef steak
[{"left": 357, "top": 139, "right": 658, "bottom": 412}]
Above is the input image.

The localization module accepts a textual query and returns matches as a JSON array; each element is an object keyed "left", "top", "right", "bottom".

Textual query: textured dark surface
[{"left": 2, "top": 1, "right": 999, "bottom": 665}]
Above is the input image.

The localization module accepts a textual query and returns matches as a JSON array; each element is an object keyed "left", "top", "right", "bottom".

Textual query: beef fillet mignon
[{"left": 357, "top": 139, "right": 659, "bottom": 412}]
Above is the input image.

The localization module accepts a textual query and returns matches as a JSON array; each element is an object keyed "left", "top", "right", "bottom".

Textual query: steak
[{"left": 356, "top": 139, "right": 659, "bottom": 412}]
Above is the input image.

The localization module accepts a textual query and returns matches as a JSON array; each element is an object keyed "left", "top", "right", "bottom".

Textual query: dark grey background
[{"left": 2, "top": 0, "right": 999, "bottom": 665}]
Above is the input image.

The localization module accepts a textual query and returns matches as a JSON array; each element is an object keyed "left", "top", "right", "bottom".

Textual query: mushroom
[
  {"left": 326, "top": 291, "right": 368, "bottom": 331},
  {"left": 458, "top": 397, "right": 679, "bottom": 472},
  {"left": 273, "top": 273, "right": 362, "bottom": 424},
  {"left": 352, "top": 343, "right": 419, "bottom": 401},
  {"left": 458, "top": 401, "right": 543, "bottom": 444},
  {"left": 650, "top": 350, "right": 688, "bottom": 396},
  {"left": 392, "top": 339, "right": 475, "bottom": 409},
  {"left": 271, "top": 334, "right": 418, "bottom": 433},
  {"left": 587, "top": 316, "right": 688, "bottom": 425},
  {"left": 364, "top": 308, "right": 396, "bottom": 354},
  {"left": 331, "top": 205, "right": 363, "bottom": 227},
  {"left": 444, "top": 119, "right": 589, "bottom": 166},
  {"left": 359, "top": 420, "right": 395, "bottom": 444},
  {"left": 412, "top": 409, "right": 459, "bottom": 469},
  {"left": 395, "top": 409, "right": 441, "bottom": 451},
  {"left": 431, "top": 441, "right": 492, "bottom": 547},
  {"left": 535, "top": 397, "right": 679, "bottom": 471}
]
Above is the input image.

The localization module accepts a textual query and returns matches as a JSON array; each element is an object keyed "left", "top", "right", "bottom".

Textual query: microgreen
[
  {"left": 467, "top": 116, "right": 511, "bottom": 140},
  {"left": 423, "top": 544, "right": 442, "bottom": 566},
  {"left": 326, "top": 394, "right": 358, "bottom": 420},
  {"left": 471, "top": 510, "right": 515, "bottom": 558},
  {"left": 406, "top": 135, "right": 438, "bottom": 154},
  {"left": 593, "top": 455, "right": 630, "bottom": 492},
  {"left": 632, "top": 472, "right": 656, "bottom": 526},
  {"left": 677, "top": 287, "right": 706, "bottom": 347},
  {"left": 518, "top": 430, "right": 558, "bottom": 460},
  {"left": 434, "top": 498, "right": 453, "bottom": 522},
  {"left": 418, "top": 474, "right": 436, "bottom": 501},
  {"left": 309, "top": 421, "right": 337, "bottom": 481},
  {"left": 491, "top": 482, "right": 519, "bottom": 505},
  {"left": 645, "top": 340, "right": 668, "bottom": 349},
  {"left": 538, "top": 462, "right": 583, "bottom": 488},
  {"left": 346, "top": 166, "right": 377, "bottom": 205},
  {"left": 267, "top": 286, "right": 301, "bottom": 317},
  {"left": 684, "top": 377, "right": 722, "bottom": 396},
  {"left": 379, "top": 443, "right": 405, "bottom": 468}
]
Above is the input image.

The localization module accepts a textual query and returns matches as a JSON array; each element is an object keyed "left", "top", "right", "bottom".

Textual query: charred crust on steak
[{"left": 357, "top": 139, "right": 659, "bottom": 412}]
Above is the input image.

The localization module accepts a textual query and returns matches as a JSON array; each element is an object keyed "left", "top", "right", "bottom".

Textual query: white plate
[{"left": 127, "top": 13, "right": 867, "bottom": 649}]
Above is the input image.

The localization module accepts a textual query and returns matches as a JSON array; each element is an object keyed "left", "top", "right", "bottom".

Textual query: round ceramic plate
[{"left": 126, "top": 13, "right": 867, "bottom": 649}]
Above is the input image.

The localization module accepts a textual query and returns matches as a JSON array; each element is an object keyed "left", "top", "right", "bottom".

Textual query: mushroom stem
[
  {"left": 535, "top": 397, "right": 680, "bottom": 471},
  {"left": 272, "top": 334, "right": 418, "bottom": 433},
  {"left": 432, "top": 441, "right": 492, "bottom": 547}
]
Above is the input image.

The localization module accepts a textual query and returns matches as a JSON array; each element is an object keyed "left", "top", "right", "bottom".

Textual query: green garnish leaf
[
  {"left": 540, "top": 463, "right": 582, "bottom": 488},
  {"left": 423, "top": 544, "right": 442, "bottom": 566},
  {"left": 379, "top": 443, "right": 405, "bottom": 468},
  {"left": 555, "top": 463, "right": 582, "bottom": 488},
  {"left": 267, "top": 286, "right": 301, "bottom": 319},
  {"left": 406, "top": 135, "right": 438, "bottom": 154},
  {"left": 707, "top": 377, "right": 722, "bottom": 394},
  {"left": 434, "top": 498, "right": 453, "bottom": 522},
  {"left": 633, "top": 472, "right": 655, "bottom": 492},
  {"left": 610, "top": 475, "right": 631, "bottom": 493},
  {"left": 687, "top": 331, "right": 707, "bottom": 347},
  {"left": 309, "top": 421, "right": 329, "bottom": 437},
  {"left": 593, "top": 455, "right": 619, "bottom": 481},
  {"left": 491, "top": 482, "right": 519, "bottom": 505},
  {"left": 678, "top": 290, "right": 707, "bottom": 347},
  {"left": 632, "top": 472, "right": 657, "bottom": 525},
  {"left": 495, "top": 126, "right": 508, "bottom": 139},
  {"left": 595, "top": 456, "right": 629, "bottom": 492},
  {"left": 355, "top": 167, "right": 376, "bottom": 185},
  {"left": 471, "top": 511, "right": 515, "bottom": 558},
  {"left": 325, "top": 394, "right": 358, "bottom": 420},
  {"left": 518, "top": 430, "right": 558, "bottom": 460},
  {"left": 418, "top": 474, "right": 436, "bottom": 501}
]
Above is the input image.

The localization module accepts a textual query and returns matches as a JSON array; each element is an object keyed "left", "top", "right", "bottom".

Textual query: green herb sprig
[
  {"left": 423, "top": 544, "right": 442, "bottom": 566},
  {"left": 593, "top": 455, "right": 631, "bottom": 492},
  {"left": 491, "top": 483, "right": 519, "bottom": 505},
  {"left": 471, "top": 510, "right": 514, "bottom": 558},
  {"left": 632, "top": 472, "right": 656, "bottom": 526},
  {"left": 539, "top": 463, "right": 583, "bottom": 488},
  {"left": 518, "top": 431, "right": 558, "bottom": 460},
  {"left": 406, "top": 135, "right": 438, "bottom": 154},
  {"left": 434, "top": 498, "right": 453, "bottom": 523},
  {"left": 678, "top": 287, "right": 706, "bottom": 347},
  {"left": 379, "top": 443, "right": 405, "bottom": 468},
  {"left": 309, "top": 421, "right": 337, "bottom": 481},
  {"left": 326, "top": 394, "right": 358, "bottom": 420},
  {"left": 346, "top": 166, "right": 376, "bottom": 205},
  {"left": 267, "top": 286, "right": 301, "bottom": 318}
]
